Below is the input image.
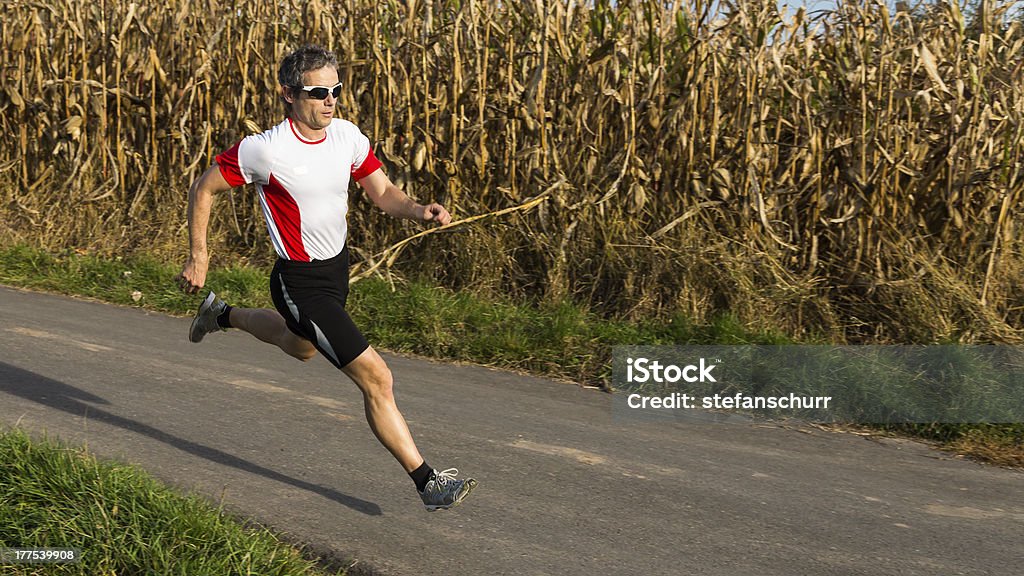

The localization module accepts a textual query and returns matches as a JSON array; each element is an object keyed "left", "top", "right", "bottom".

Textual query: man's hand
[
  {"left": 422, "top": 203, "right": 451, "bottom": 226},
  {"left": 176, "top": 254, "right": 209, "bottom": 294}
]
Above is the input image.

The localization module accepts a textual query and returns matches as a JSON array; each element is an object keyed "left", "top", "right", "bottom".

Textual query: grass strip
[
  {"left": 0, "top": 428, "right": 341, "bottom": 575},
  {"left": 0, "top": 244, "right": 1020, "bottom": 467},
  {"left": 0, "top": 244, "right": 785, "bottom": 385}
]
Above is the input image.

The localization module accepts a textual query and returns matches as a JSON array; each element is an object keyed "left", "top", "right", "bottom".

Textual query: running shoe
[
  {"left": 418, "top": 468, "right": 477, "bottom": 511},
  {"left": 189, "top": 291, "right": 227, "bottom": 343}
]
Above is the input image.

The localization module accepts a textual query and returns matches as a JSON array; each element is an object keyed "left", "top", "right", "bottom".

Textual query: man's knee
[
  {"left": 292, "top": 346, "right": 317, "bottom": 362},
  {"left": 348, "top": 353, "right": 394, "bottom": 399},
  {"left": 364, "top": 362, "right": 394, "bottom": 399},
  {"left": 280, "top": 328, "right": 317, "bottom": 361}
]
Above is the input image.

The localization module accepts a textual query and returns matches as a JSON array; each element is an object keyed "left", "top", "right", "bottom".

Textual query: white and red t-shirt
[{"left": 215, "top": 117, "right": 382, "bottom": 262}]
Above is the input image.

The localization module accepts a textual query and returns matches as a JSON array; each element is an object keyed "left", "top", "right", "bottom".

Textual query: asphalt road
[{"left": 0, "top": 285, "right": 1020, "bottom": 575}]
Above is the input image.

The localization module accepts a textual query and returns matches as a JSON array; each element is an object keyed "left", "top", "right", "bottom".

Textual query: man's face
[{"left": 284, "top": 65, "right": 340, "bottom": 132}]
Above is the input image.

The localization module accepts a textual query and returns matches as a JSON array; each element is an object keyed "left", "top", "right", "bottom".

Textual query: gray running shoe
[
  {"left": 189, "top": 291, "right": 227, "bottom": 343},
  {"left": 419, "top": 468, "right": 477, "bottom": 511}
]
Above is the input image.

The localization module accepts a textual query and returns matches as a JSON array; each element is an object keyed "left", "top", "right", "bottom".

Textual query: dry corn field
[{"left": 1, "top": 0, "right": 1022, "bottom": 343}]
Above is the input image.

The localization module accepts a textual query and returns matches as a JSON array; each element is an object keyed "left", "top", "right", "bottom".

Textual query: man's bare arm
[
  {"left": 177, "top": 165, "right": 235, "bottom": 293},
  {"left": 358, "top": 169, "right": 451, "bottom": 225}
]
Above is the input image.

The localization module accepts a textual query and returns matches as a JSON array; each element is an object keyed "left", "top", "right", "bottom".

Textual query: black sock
[
  {"left": 410, "top": 461, "right": 433, "bottom": 492},
  {"left": 216, "top": 305, "right": 234, "bottom": 329}
]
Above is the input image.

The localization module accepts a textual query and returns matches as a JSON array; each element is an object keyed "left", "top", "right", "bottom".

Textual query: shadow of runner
[{"left": 0, "top": 362, "right": 382, "bottom": 516}]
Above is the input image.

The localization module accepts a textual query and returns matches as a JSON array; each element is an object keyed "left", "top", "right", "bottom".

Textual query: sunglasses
[{"left": 292, "top": 82, "right": 343, "bottom": 100}]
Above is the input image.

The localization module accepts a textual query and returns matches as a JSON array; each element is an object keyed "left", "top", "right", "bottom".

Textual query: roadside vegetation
[{"left": 0, "top": 428, "right": 344, "bottom": 575}]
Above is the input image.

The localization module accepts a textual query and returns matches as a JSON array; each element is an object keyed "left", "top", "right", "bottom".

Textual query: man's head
[{"left": 279, "top": 45, "right": 340, "bottom": 132}]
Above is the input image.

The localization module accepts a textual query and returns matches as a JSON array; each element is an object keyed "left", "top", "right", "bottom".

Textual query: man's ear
[{"left": 280, "top": 84, "right": 294, "bottom": 105}]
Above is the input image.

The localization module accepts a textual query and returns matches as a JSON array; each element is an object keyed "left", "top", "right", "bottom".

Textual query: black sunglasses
[{"left": 292, "top": 82, "right": 343, "bottom": 100}]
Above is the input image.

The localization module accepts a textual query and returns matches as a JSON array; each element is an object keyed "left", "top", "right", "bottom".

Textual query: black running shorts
[{"left": 269, "top": 247, "right": 370, "bottom": 369}]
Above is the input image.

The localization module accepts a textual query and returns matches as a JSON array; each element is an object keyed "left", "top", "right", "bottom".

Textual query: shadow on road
[{"left": 0, "top": 362, "right": 382, "bottom": 516}]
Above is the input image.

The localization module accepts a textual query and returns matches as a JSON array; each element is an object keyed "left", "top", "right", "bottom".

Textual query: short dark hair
[{"left": 278, "top": 44, "right": 338, "bottom": 88}]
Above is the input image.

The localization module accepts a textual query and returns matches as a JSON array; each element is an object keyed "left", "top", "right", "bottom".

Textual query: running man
[{"left": 175, "top": 44, "right": 476, "bottom": 510}]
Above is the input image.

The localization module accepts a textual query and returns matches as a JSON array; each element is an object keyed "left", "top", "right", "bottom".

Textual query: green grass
[
  {"left": 0, "top": 245, "right": 272, "bottom": 313},
  {"left": 0, "top": 428, "right": 341, "bottom": 575},
  {"left": 350, "top": 279, "right": 788, "bottom": 384},
  {"left": 0, "top": 243, "right": 786, "bottom": 386}
]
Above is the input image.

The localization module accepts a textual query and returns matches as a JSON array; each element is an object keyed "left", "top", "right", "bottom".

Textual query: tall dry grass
[{"left": 1, "top": 0, "right": 1022, "bottom": 343}]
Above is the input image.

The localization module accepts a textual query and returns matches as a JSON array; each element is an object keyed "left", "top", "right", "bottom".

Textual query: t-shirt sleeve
[
  {"left": 214, "top": 142, "right": 247, "bottom": 187},
  {"left": 215, "top": 135, "right": 272, "bottom": 186},
  {"left": 351, "top": 129, "right": 383, "bottom": 181}
]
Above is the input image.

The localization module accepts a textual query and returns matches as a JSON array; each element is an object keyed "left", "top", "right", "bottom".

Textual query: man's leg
[
  {"left": 189, "top": 291, "right": 317, "bottom": 361},
  {"left": 340, "top": 345, "right": 476, "bottom": 510},
  {"left": 229, "top": 307, "right": 318, "bottom": 361},
  {"left": 340, "top": 345, "right": 422, "bottom": 471}
]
